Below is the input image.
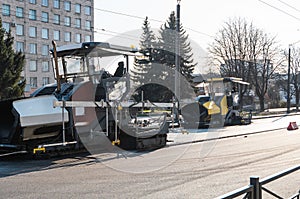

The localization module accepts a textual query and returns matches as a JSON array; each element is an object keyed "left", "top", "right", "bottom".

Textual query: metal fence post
[{"left": 250, "top": 176, "right": 261, "bottom": 199}]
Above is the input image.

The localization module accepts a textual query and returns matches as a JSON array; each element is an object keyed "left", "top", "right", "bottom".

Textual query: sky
[{"left": 94, "top": 0, "right": 300, "bottom": 73}]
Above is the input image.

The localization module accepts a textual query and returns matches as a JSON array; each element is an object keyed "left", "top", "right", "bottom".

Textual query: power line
[
  {"left": 258, "top": 0, "right": 300, "bottom": 21},
  {"left": 94, "top": 7, "right": 164, "bottom": 23},
  {"left": 94, "top": 7, "right": 213, "bottom": 38},
  {"left": 0, "top": 8, "right": 143, "bottom": 42},
  {"left": 94, "top": 29, "right": 138, "bottom": 42},
  {"left": 276, "top": 0, "right": 300, "bottom": 14},
  {"left": 96, "top": 28, "right": 138, "bottom": 39},
  {"left": 1, "top": 9, "right": 138, "bottom": 44},
  {"left": 185, "top": 27, "right": 214, "bottom": 38},
  {"left": 2, "top": 3, "right": 213, "bottom": 41}
]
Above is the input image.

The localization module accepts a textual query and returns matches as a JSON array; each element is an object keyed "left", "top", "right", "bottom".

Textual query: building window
[
  {"left": 53, "top": 0, "right": 60, "bottom": 8},
  {"left": 53, "top": 30, "right": 60, "bottom": 41},
  {"left": 16, "top": 7, "right": 24, "bottom": 18},
  {"left": 30, "top": 77, "right": 38, "bottom": 88},
  {"left": 29, "top": 26, "right": 37, "bottom": 37},
  {"left": 53, "top": 14, "right": 60, "bottom": 24},
  {"left": 75, "top": 18, "right": 81, "bottom": 28},
  {"left": 16, "top": 24, "right": 24, "bottom": 36},
  {"left": 64, "top": 1, "right": 71, "bottom": 11},
  {"left": 75, "top": 4, "right": 81, "bottom": 13},
  {"left": 85, "top": 20, "right": 91, "bottom": 30},
  {"left": 85, "top": 35, "right": 91, "bottom": 42},
  {"left": 75, "top": 33, "right": 81, "bottom": 43},
  {"left": 42, "top": 61, "right": 49, "bottom": 72},
  {"left": 29, "top": 9, "right": 37, "bottom": 20},
  {"left": 29, "top": 0, "right": 36, "bottom": 4},
  {"left": 42, "top": 28, "right": 49, "bottom": 39},
  {"left": 2, "top": 4, "right": 10, "bottom": 16},
  {"left": 85, "top": 6, "right": 91, "bottom": 16},
  {"left": 29, "top": 60, "right": 37, "bottom": 71},
  {"left": 42, "top": 45, "right": 49, "bottom": 56},
  {"left": 41, "top": 12, "right": 49, "bottom": 23},
  {"left": 16, "top": 42, "right": 24, "bottom": 52},
  {"left": 64, "top": 32, "right": 71, "bottom": 42},
  {"left": 42, "top": 0, "right": 48, "bottom": 7},
  {"left": 29, "top": 43, "right": 37, "bottom": 54},
  {"left": 2, "top": 22, "right": 10, "bottom": 32},
  {"left": 42, "top": 77, "right": 50, "bottom": 86},
  {"left": 64, "top": 16, "right": 71, "bottom": 26}
]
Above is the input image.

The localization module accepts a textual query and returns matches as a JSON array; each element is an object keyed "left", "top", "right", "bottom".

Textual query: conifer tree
[
  {"left": 131, "top": 13, "right": 197, "bottom": 102},
  {"left": 0, "top": 18, "right": 25, "bottom": 100},
  {"left": 131, "top": 17, "right": 157, "bottom": 86},
  {"left": 157, "top": 11, "right": 196, "bottom": 83},
  {"left": 131, "top": 17, "right": 170, "bottom": 102}
]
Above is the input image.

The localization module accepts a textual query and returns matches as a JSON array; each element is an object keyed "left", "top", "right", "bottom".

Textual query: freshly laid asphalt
[{"left": 1, "top": 110, "right": 300, "bottom": 198}]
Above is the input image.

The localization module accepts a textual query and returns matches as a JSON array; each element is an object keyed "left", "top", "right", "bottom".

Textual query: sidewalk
[{"left": 252, "top": 107, "right": 300, "bottom": 119}]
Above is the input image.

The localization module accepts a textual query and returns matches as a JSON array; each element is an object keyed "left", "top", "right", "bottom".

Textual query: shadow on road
[
  {"left": 0, "top": 149, "right": 153, "bottom": 178},
  {"left": 0, "top": 152, "right": 95, "bottom": 178}
]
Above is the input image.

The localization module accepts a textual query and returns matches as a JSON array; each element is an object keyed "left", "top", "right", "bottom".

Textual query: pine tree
[
  {"left": 131, "top": 13, "right": 197, "bottom": 102},
  {"left": 131, "top": 16, "right": 157, "bottom": 86},
  {"left": 157, "top": 11, "right": 197, "bottom": 83},
  {"left": 131, "top": 17, "right": 169, "bottom": 102},
  {"left": 0, "top": 18, "right": 25, "bottom": 100}
]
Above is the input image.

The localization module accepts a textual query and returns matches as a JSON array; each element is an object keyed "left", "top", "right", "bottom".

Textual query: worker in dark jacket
[{"left": 114, "top": 61, "right": 125, "bottom": 77}]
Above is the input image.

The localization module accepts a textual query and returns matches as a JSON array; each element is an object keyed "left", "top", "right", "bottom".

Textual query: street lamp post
[
  {"left": 175, "top": 0, "right": 181, "bottom": 105},
  {"left": 287, "top": 40, "right": 300, "bottom": 113},
  {"left": 287, "top": 45, "right": 291, "bottom": 113}
]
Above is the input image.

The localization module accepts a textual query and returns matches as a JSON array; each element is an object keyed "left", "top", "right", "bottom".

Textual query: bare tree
[
  {"left": 251, "top": 33, "right": 284, "bottom": 111},
  {"left": 208, "top": 17, "right": 283, "bottom": 111}
]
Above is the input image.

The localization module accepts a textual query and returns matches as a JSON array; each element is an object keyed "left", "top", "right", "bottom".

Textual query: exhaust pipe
[{"left": 52, "top": 40, "right": 61, "bottom": 93}]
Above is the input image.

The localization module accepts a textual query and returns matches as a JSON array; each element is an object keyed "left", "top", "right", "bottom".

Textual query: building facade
[{"left": 1, "top": 0, "right": 94, "bottom": 95}]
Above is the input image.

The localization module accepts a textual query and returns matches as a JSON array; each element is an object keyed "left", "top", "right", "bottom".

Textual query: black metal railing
[
  {"left": 216, "top": 164, "right": 300, "bottom": 199},
  {"left": 216, "top": 185, "right": 254, "bottom": 199}
]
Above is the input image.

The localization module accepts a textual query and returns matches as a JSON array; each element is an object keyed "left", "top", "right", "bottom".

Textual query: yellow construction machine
[{"left": 181, "top": 77, "right": 252, "bottom": 128}]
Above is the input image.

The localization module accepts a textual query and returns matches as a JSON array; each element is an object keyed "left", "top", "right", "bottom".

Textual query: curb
[
  {"left": 168, "top": 127, "right": 287, "bottom": 147},
  {"left": 252, "top": 112, "right": 300, "bottom": 120}
]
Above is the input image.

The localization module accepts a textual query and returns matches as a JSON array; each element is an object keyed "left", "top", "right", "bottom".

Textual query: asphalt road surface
[{"left": 1, "top": 114, "right": 300, "bottom": 198}]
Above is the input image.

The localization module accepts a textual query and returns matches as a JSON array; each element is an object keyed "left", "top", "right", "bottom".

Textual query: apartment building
[{"left": 1, "top": 0, "right": 94, "bottom": 95}]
